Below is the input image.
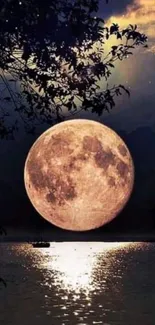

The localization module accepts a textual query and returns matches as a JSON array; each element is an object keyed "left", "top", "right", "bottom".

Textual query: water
[{"left": 0, "top": 242, "right": 155, "bottom": 325}]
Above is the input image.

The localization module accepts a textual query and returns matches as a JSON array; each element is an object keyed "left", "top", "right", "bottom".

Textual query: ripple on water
[{"left": 0, "top": 242, "right": 154, "bottom": 325}]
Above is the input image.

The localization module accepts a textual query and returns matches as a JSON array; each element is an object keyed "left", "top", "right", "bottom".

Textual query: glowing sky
[
  {"left": 91, "top": 0, "right": 155, "bottom": 132},
  {"left": 107, "top": 0, "right": 155, "bottom": 51}
]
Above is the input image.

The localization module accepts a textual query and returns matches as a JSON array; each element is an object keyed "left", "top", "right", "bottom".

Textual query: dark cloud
[{"left": 99, "top": 0, "right": 134, "bottom": 19}]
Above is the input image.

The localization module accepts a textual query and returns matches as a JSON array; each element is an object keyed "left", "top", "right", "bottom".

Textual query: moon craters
[
  {"left": 118, "top": 144, "right": 128, "bottom": 157},
  {"left": 83, "top": 135, "right": 116, "bottom": 170},
  {"left": 117, "top": 160, "right": 129, "bottom": 182},
  {"left": 82, "top": 135, "right": 130, "bottom": 186},
  {"left": 45, "top": 131, "right": 75, "bottom": 157},
  {"left": 45, "top": 174, "right": 77, "bottom": 205},
  {"left": 108, "top": 176, "right": 116, "bottom": 187},
  {"left": 83, "top": 135, "right": 102, "bottom": 152},
  {"left": 27, "top": 158, "right": 46, "bottom": 191},
  {"left": 24, "top": 119, "right": 134, "bottom": 231},
  {"left": 27, "top": 152, "right": 77, "bottom": 206},
  {"left": 95, "top": 149, "right": 116, "bottom": 170}
]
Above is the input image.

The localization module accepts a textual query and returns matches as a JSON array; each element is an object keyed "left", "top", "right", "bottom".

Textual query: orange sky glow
[{"left": 106, "top": 0, "right": 155, "bottom": 52}]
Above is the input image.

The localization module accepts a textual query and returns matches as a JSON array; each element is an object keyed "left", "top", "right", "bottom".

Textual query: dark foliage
[{"left": 0, "top": 0, "right": 148, "bottom": 138}]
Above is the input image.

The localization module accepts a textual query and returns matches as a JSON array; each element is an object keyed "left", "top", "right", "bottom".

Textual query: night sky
[{"left": 1, "top": 0, "right": 155, "bottom": 240}]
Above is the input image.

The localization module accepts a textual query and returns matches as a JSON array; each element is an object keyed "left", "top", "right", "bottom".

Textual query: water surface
[{"left": 0, "top": 242, "right": 154, "bottom": 325}]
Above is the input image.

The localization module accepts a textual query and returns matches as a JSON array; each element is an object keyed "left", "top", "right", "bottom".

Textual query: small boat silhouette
[{"left": 32, "top": 242, "right": 50, "bottom": 248}]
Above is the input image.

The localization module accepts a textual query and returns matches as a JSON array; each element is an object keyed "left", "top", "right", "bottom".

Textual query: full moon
[{"left": 24, "top": 119, "right": 134, "bottom": 231}]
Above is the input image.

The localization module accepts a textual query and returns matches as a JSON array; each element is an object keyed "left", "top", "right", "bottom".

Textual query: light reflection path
[
  {"left": 26, "top": 242, "right": 133, "bottom": 300},
  {"left": 9, "top": 241, "right": 149, "bottom": 324}
]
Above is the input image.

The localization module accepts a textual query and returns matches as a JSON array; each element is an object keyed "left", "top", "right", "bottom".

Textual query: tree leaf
[{"left": 4, "top": 97, "right": 11, "bottom": 101}]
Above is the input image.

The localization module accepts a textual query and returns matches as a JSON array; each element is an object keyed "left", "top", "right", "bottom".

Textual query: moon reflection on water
[
  {"left": 4, "top": 241, "right": 148, "bottom": 324},
  {"left": 17, "top": 242, "right": 136, "bottom": 300}
]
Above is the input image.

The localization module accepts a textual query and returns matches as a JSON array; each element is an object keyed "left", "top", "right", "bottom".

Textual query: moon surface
[{"left": 24, "top": 119, "right": 134, "bottom": 231}]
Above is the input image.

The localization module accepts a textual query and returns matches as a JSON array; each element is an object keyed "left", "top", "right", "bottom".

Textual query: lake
[{"left": 0, "top": 242, "right": 155, "bottom": 325}]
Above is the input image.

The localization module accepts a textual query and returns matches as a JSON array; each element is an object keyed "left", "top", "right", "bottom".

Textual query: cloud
[
  {"left": 99, "top": 0, "right": 133, "bottom": 19},
  {"left": 106, "top": 0, "right": 155, "bottom": 52},
  {"left": 147, "top": 45, "right": 155, "bottom": 53}
]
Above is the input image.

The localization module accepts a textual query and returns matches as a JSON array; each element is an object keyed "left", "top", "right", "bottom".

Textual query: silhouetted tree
[{"left": 0, "top": 0, "right": 148, "bottom": 138}]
